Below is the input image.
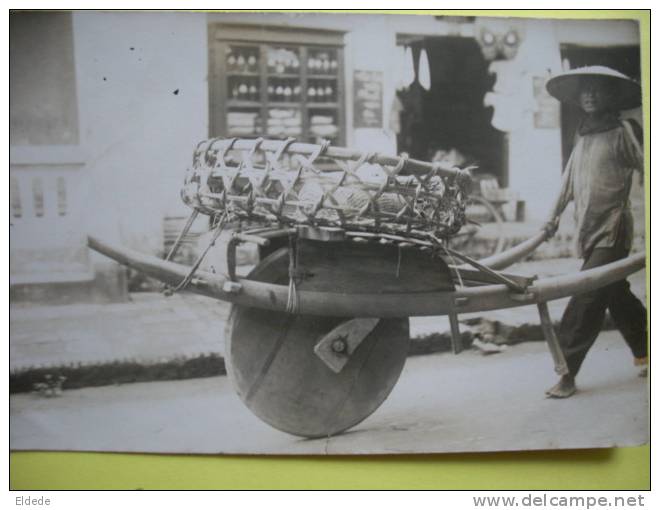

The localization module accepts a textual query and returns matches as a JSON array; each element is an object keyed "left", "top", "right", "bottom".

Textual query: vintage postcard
[{"left": 10, "top": 10, "right": 648, "bottom": 454}]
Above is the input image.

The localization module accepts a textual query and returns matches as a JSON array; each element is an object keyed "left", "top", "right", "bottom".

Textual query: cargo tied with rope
[
  {"left": 86, "top": 136, "right": 646, "bottom": 439},
  {"left": 180, "top": 137, "right": 473, "bottom": 242}
]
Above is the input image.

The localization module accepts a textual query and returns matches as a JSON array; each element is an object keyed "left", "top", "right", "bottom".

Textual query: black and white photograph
[{"left": 10, "top": 10, "right": 648, "bottom": 455}]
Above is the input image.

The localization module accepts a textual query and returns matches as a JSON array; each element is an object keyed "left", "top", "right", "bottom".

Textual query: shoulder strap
[{"left": 621, "top": 119, "right": 644, "bottom": 160}]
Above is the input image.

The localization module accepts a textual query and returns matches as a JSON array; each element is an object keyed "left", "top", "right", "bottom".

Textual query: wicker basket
[{"left": 181, "top": 137, "right": 471, "bottom": 241}]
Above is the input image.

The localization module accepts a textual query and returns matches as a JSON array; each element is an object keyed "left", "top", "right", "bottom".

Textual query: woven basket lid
[{"left": 546, "top": 65, "right": 641, "bottom": 111}]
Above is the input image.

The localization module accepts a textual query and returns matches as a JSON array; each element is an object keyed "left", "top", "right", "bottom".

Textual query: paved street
[
  {"left": 10, "top": 261, "right": 646, "bottom": 370},
  {"left": 11, "top": 330, "right": 648, "bottom": 454}
]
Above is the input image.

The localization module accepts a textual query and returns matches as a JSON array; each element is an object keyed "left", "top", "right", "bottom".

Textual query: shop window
[
  {"left": 209, "top": 25, "right": 345, "bottom": 148},
  {"left": 10, "top": 11, "right": 80, "bottom": 146}
]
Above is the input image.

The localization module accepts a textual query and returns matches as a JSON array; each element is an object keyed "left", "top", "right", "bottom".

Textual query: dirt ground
[{"left": 10, "top": 330, "right": 648, "bottom": 455}]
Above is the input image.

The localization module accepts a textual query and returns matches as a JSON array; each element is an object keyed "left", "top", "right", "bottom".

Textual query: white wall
[
  {"left": 481, "top": 17, "right": 641, "bottom": 221},
  {"left": 72, "top": 12, "right": 642, "bottom": 247},
  {"left": 72, "top": 10, "right": 404, "bottom": 260},
  {"left": 73, "top": 11, "right": 208, "bottom": 255},
  {"left": 346, "top": 16, "right": 397, "bottom": 154},
  {"left": 555, "top": 18, "right": 640, "bottom": 46},
  {"left": 498, "top": 19, "right": 564, "bottom": 222},
  {"left": 208, "top": 11, "right": 403, "bottom": 153}
]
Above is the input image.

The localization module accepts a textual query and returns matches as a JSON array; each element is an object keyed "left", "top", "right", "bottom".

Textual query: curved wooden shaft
[
  {"left": 206, "top": 137, "right": 469, "bottom": 182},
  {"left": 476, "top": 230, "right": 548, "bottom": 270},
  {"left": 88, "top": 236, "right": 645, "bottom": 318}
]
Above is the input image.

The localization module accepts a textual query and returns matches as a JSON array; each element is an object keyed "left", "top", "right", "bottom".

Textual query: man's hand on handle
[{"left": 543, "top": 217, "right": 560, "bottom": 239}]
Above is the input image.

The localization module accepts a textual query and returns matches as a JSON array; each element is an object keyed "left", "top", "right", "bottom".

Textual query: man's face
[{"left": 578, "top": 78, "right": 614, "bottom": 114}]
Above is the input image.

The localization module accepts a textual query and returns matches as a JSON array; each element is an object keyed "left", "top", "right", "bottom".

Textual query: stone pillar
[{"left": 482, "top": 18, "right": 564, "bottom": 222}]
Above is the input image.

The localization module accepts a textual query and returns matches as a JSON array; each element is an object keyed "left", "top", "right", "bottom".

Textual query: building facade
[{"left": 9, "top": 12, "right": 643, "bottom": 302}]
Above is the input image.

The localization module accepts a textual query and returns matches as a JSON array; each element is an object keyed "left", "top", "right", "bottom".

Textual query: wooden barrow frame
[{"left": 88, "top": 228, "right": 645, "bottom": 377}]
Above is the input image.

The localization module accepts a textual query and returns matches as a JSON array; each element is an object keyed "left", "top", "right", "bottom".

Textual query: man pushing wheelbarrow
[
  {"left": 86, "top": 66, "right": 648, "bottom": 437},
  {"left": 543, "top": 66, "right": 647, "bottom": 398}
]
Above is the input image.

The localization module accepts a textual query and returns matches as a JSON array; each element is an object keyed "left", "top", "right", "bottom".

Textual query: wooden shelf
[
  {"left": 227, "top": 100, "right": 262, "bottom": 108},
  {"left": 226, "top": 71, "right": 260, "bottom": 77},
  {"left": 266, "top": 102, "right": 303, "bottom": 108},
  {"left": 211, "top": 38, "right": 345, "bottom": 147},
  {"left": 267, "top": 73, "right": 302, "bottom": 79},
  {"left": 307, "top": 102, "right": 339, "bottom": 108}
]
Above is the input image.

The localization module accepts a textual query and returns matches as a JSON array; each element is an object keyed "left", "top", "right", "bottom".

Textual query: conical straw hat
[{"left": 546, "top": 65, "right": 641, "bottom": 110}]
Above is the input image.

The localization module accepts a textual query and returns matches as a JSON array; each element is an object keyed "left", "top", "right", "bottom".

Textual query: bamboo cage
[{"left": 180, "top": 137, "right": 473, "bottom": 241}]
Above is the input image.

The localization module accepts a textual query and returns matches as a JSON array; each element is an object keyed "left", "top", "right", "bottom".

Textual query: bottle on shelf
[
  {"left": 236, "top": 53, "right": 246, "bottom": 71},
  {"left": 238, "top": 82, "right": 248, "bottom": 99},
  {"left": 249, "top": 84, "right": 258, "bottom": 101},
  {"left": 308, "top": 85, "right": 316, "bottom": 99},
  {"left": 227, "top": 52, "right": 236, "bottom": 70}
]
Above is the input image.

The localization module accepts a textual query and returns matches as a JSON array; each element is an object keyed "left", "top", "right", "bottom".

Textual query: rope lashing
[
  {"left": 169, "top": 212, "right": 230, "bottom": 293},
  {"left": 164, "top": 209, "right": 199, "bottom": 262},
  {"left": 435, "top": 240, "right": 465, "bottom": 289},
  {"left": 285, "top": 232, "right": 301, "bottom": 315},
  {"left": 180, "top": 137, "right": 471, "bottom": 241}
]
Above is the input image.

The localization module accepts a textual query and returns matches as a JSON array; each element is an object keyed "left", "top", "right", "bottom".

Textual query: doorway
[{"left": 396, "top": 36, "right": 507, "bottom": 185}]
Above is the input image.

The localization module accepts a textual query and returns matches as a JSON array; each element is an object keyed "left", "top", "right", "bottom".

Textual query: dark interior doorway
[
  {"left": 558, "top": 45, "right": 641, "bottom": 168},
  {"left": 396, "top": 36, "right": 507, "bottom": 185}
]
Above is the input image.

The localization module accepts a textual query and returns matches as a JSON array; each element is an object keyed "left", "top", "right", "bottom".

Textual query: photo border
[{"left": 9, "top": 8, "right": 651, "bottom": 490}]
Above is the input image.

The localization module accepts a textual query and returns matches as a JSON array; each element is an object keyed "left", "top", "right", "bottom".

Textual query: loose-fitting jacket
[{"left": 553, "top": 117, "right": 643, "bottom": 258}]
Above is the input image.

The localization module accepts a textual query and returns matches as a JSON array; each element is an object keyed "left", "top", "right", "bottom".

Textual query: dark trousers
[{"left": 558, "top": 241, "right": 648, "bottom": 377}]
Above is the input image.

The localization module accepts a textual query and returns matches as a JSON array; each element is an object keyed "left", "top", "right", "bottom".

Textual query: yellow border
[
  {"left": 10, "top": 9, "right": 650, "bottom": 490},
  {"left": 10, "top": 447, "right": 651, "bottom": 489}
]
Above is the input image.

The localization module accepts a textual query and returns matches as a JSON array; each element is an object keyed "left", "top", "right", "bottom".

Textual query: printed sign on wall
[{"left": 353, "top": 70, "right": 383, "bottom": 128}]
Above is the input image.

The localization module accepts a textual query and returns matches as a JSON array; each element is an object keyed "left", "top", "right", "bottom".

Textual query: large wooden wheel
[{"left": 225, "top": 239, "right": 454, "bottom": 438}]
